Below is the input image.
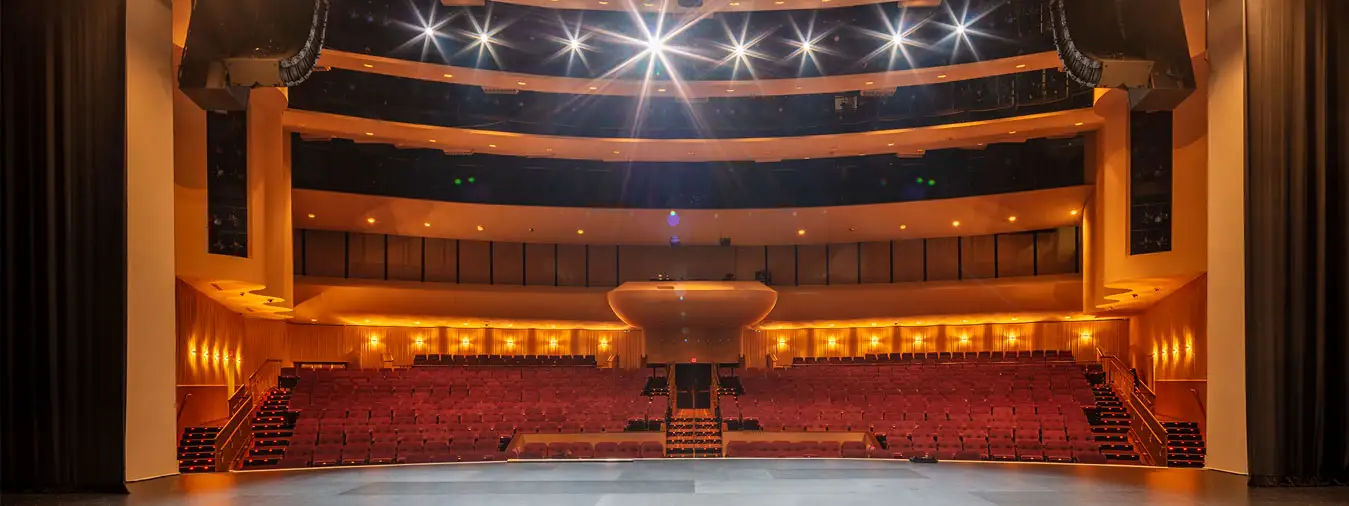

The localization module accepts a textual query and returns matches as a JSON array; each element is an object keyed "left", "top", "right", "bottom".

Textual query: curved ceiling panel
[
  {"left": 292, "top": 186, "right": 1091, "bottom": 246},
  {"left": 319, "top": 49, "right": 1062, "bottom": 98},
  {"left": 284, "top": 107, "right": 1102, "bottom": 162},
  {"left": 325, "top": 0, "right": 1052, "bottom": 79}
]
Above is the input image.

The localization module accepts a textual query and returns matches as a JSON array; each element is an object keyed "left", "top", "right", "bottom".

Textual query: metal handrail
[
  {"left": 1095, "top": 348, "right": 1168, "bottom": 466},
  {"left": 214, "top": 359, "right": 283, "bottom": 471},
  {"left": 177, "top": 392, "right": 193, "bottom": 423},
  {"left": 1189, "top": 388, "right": 1207, "bottom": 419}
]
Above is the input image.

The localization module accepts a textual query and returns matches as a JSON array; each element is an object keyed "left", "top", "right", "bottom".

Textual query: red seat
[
  {"left": 989, "top": 439, "right": 1017, "bottom": 461},
  {"left": 639, "top": 441, "right": 664, "bottom": 458},
  {"left": 516, "top": 442, "right": 548, "bottom": 459},
  {"left": 368, "top": 442, "right": 397, "bottom": 464},
  {"left": 340, "top": 446, "right": 368, "bottom": 465},
  {"left": 617, "top": 442, "right": 641, "bottom": 458},
  {"left": 1044, "top": 441, "right": 1073, "bottom": 462},
  {"left": 571, "top": 442, "right": 595, "bottom": 459},
  {"left": 840, "top": 441, "right": 870, "bottom": 458},
  {"left": 1016, "top": 441, "right": 1045, "bottom": 461},
  {"left": 547, "top": 442, "right": 572, "bottom": 459},
  {"left": 594, "top": 442, "right": 619, "bottom": 458}
]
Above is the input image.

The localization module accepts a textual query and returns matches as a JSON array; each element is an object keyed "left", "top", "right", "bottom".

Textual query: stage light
[
  {"left": 568, "top": 38, "right": 582, "bottom": 51},
  {"left": 891, "top": 31, "right": 905, "bottom": 46},
  {"left": 366, "top": 217, "right": 376, "bottom": 224},
  {"left": 307, "top": 213, "right": 315, "bottom": 219},
  {"left": 731, "top": 44, "right": 747, "bottom": 58},
  {"left": 477, "top": 31, "right": 491, "bottom": 44},
  {"left": 424, "top": 26, "right": 436, "bottom": 38},
  {"left": 955, "top": 23, "right": 967, "bottom": 36},
  {"left": 647, "top": 36, "right": 665, "bottom": 55},
  {"left": 800, "top": 40, "right": 813, "bottom": 53}
]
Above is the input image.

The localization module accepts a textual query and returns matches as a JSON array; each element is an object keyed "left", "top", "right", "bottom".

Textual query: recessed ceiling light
[
  {"left": 367, "top": 217, "right": 376, "bottom": 224},
  {"left": 414, "top": 321, "right": 422, "bottom": 325},
  {"left": 1075, "top": 122, "right": 1085, "bottom": 126},
  {"left": 516, "top": 81, "right": 527, "bottom": 86},
  {"left": 1008, "top": 130, "right": 1018, "bottom": 134},
  {"left": 443, "top": 73, "right": 453, "bottom": 78},
  {"left": 612, "top": 150, "right": 620, "bottom": 154},
  {"left": 598, "top": 0, "right": 608, "bottom": 3},
  {"left": 657, "top": 88, "right": 666, "bottom": 92},
  {"left": 310, "top": 318, "right": 317, "bottom": 322},
  {"left": 576, "top": 229, "right": 585, "bottom": 235},
  {"left": 1011, "top": 317, "right": 1018, "bottom": 321},
  {"left": 1008, "top": 216, "right": 1017, "bottom": 222},
  {"left": 775, "top": 1, "right": 785, "bottom": 3},
  {"left": 1015, "top": 64, "right": 1027, "bottom": 69},
  {"left": 424, "top": 222, "right": 431, "bottom": 227},
  {"left": 899, "top": 224, "right": 907, "bottom": 230},
  {"left": 729, "top": 1, "right": 740, "bottom": 5},
  {"left": 488, "top": 144, "right": 497, "bottom": 148},
  {"left": 476, "top": 225, "right": 484, "bottom": 231},
  {"left": 952, "top": 220, "right": 960, "bottom": 227},
  {"left": 364, "top": 132, "right": 374, "bottom": 136},
  {"left": 937, "top": 74, "right": 948, "bottom": 79},
  {"left": 726, "top": 89, "right": 735, "bottom": 92},
  {"left": 429, "top": 139, "right": 437, "bottom": 143},
  {"left": 307, "top": 213, "right": 316, "bottom": 219},
  {"left": 797, "top": 229, "right": 806, "bottom": 236},
  {"left": 1070, "top": 209, "right": 1080, "bottom": 216},
  {"left": 364, "top": 319, "right": 370, "bottom": 323},
  {"left": 362, "top": 64, "right": 374, "bottom": 68},
  {"left": 865, "top": 81, "right": 874, "bottom": 85},
  {"left": 1064, "top": 316, "right": 1072, "bottom": 320},
  {"left": 887, "top": 142, "right": 895, "bottom": 147},
  {"left": 589, "top": 86, "right": 598, "bottom": 90}
]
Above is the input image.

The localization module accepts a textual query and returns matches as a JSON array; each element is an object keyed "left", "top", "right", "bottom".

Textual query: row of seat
[
  {"left": 724, "top": 440, "right": 1106, "bottom": 463},
  {"left": 413, "top": 354, "right": 598, "bottom": 366},
  {"left": 791, "top": 350, "right": 1074, "bottom": 365}
]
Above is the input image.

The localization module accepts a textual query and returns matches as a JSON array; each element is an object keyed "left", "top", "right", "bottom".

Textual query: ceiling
[
  {"left": 285, "top": 107, "right": 1100, "bottom": 162},
  {"left": 293, "top": 185, "right": 1091, "bottom": 246},
  {"left": 317, "top": 49, "right": 1062, "bottom": 99},
  {"left": 470, "top": 0, "right": 920, "bottom": 14}
]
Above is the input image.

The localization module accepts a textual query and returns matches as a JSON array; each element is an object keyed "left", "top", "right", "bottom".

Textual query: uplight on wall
[
  {"left": 414, "top": 336, "right": 425, "bottom": 347},
  {"left": 1079, "top": 332, "right": 1093, "bottom": 341},
  {"left": 959, "top": 335, "right": 970, "bottom": 343},
  {"left": 827, "top": 337, "right": 837, "bottom": 348},
  {"left": 777, "top": 337, "right": 788, "bottom": 350},
  {"left": 506, "top": 337, "right": 516, "bottom": 348},
  {"left": 549, "top": 337, "right": 559, "bottom": 349},
  {"left": 369, "top": 336, "right": 379, "bottom": 345},
  {"left": 460, "top": 337, "right": 471, "bottom": 347},
  {"left": 870, "top": 336, "right": 880, "bottom": 347},
  {"left": 599, "top": 338, "right": 609, "bottom": 351}
]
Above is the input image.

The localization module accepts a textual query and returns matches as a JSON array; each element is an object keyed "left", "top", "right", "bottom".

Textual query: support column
[
  {"left": 125, "top": 0, "right": 180, "bottom": 482},
  {"left": 1205, "top": 0, "right": 1248, "bottom": 475}
]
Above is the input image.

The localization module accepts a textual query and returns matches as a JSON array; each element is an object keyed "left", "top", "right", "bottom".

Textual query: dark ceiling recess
[{"left": 1049, "top": 0, "right": 1194, "bottom": 111}]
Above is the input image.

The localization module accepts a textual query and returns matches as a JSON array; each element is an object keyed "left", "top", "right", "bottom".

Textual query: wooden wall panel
[
  {"left": 386, "top": 235, "right": 422, "bottom": 281},
  {"left": 556, "top": 244, "right": 586, "bottom": 287},
  {"left": 797, "top": 245, "right": 828, "bottom": 285},
  {"left": 458, "top": 240, "right": 491, "bottom": 284},
  {"left": 423, "top": 238, "right": 457, "bottom": 283},
  {"left": 859, "top": 241, "right": 891, "bottom": 284},
  {"left": 925, "top": 237, "right": 960, "bottom": 281},
  {"left": 997, "top": 233, "right": 1036, "bottom": 277},
  {"left": 961, "top": 235, "right": 997, "bottom": 280},
  {"left": 492, "top": 241, "right": 524, "bottom": 285},
  {"left": 524, "top": 243, "right": 556, "bottom": 286},
  {"left": 892, "top": 239, "right": 925, "bottom": 282}
]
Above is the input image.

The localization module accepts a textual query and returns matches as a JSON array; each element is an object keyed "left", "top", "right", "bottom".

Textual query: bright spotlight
[
  {"left": 731, "top": 44, "right": 746, "bottom": 58},
  {"left": 477, "top": 31, "right": 491, "bottom": 44},
  {"left": 955, "top": 23, "right": 967, "bottom": 35},
  {"left": 424, "top": 26, "right": 436, "bottom": 38},
  {"left": 891, "top": 31, "right": 905, "bottom": 46},
  {"left": 647, "top": 36, "right": 665, "bottom": 54},
  {"left": 800, "top": 40, "right": 813, "bottom": 53},
  {"left": 568, "top": 38, "right": 582, "bottom": 51}
]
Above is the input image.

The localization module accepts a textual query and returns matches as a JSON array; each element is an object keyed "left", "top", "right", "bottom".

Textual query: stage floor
[{"left": 6, "top": 459, "right": 1348, "bottom": 505}]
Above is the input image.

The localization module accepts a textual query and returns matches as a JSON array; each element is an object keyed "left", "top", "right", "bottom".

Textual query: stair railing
[
  {"left": 1095, "top": 348, "right": 1168, "bottom": 466},
  {"left": 214, "top": 359, "right": 283, "bottom": 471}
]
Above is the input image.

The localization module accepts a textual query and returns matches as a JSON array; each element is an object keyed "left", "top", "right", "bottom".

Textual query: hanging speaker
[
  {"left": 179, "top": 0, "right": 330, "bottom": 111},
  {"left": 1049, "top": 0, "right": 1194, "bottom": 111}
]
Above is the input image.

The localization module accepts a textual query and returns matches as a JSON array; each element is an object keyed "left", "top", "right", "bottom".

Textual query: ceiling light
[
  {"left": 1008, "top": 216, "right": 1017, "bottom": 222},
  {"left": 423, "top": 26, "right": 436, "bottom": 37},
  {"left": 955, "top": 24, "right": 968, "bottom": 36},
  {"left": 1008, "top": 130, "right": 1018, "bottom": 134},
  {"left": 414, "top": 321, "right": 421, "bottom": 325},
  {"left": 310, "top": 318, "right": 317, "bottom": 322},
  {"left": 477, "top": 32, "right": 491, "bottom": 44},
  {"left": 899, "top": 224, "right": 907, "bottom": 230},
  {"left": 936, "top": 74, "right": 948, "bottom": 79},
  {"left": 1015, "top": 64, "right": 1027, "bottom": 69},
  {"left": 891, "top": 31, "right": 905, "bottom": 46},
  {"left": 800, "top": 40, "right": 814, "bottom": 53},
  {"left": 443, "top": 73, "right": 453, "bottom": 78},
  {"left": 612, "top": 150, "right": 620, "bottom": 154},
  {"left": 797, "top": 229, "right": 806, "bottom": 236},
  {"left": 366, "top": 217, "right": 376, "bottom": 224},
  {"left": 567, "top": 38, "right": 582, "bottom": 51},
  {"left": 362, "top": 63, "right": 373, "bottom": 68},
  {"left": 364, "top": 132, "right": 374, "bottom": 136},
  {"left": 726, "top": 88, "right": 735, "bottom": 92},
  {"left": 598, "top": 1, "right": 608, "bottom": 4},
  {"left": 731, "top": 45, "right": 747, "bottom": 58},
  {"left": 488, "top": 144, "right": 497, "bottom": 148},
  {"left": 424, "top": 222, "right": 431, "bottom": 227},
  {"left": 952, "top": 220, "right": 960, "bottom": 227},
  {"left": 646, "top": 36, "right": 665, "bottom": 55},
  {"left": 887, "top": 142, "right": 895, "bottom": 147},
  {"left": 1070, "top": 209, "right": 1080, "bottom": 216},
  {"left": 307, "top": 213, "right": 316, "bottom": 219},
  {"left": 865, "top": 81, "right": 874, "bottom": 85},
  {"left": 1075, "top": 122, "right": 1085, "bottom": 126},
  {"left": 775, "top": 0, "right": 784, "bottom": 3},
  {"left": 576, "top": 229, "right": 585, "bottom": 235},
  {"left": 476, "top": 225, "right": 484, "bottom": 231},
  {"left": 589, "top": 86, "right": 598, "bottom": 90},
  {"left": 657, "top": 88, "right": 666, "bottom": 92},
  {"left": 729, "top": 1, "right": 740, "bottom": 5},
  {"left": 516, "top": 81, "right": 527, "bottom": 86},
  {"left": 429, "top": 139, "right": 437, "bottom": 143}
]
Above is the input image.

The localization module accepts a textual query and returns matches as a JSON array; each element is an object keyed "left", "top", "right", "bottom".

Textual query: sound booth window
[
  {"left": 207, "top": 111, "right": 248, "bottom": 257},
  {"left": 1129, "top": 111, "right": 1173, "bottom": 255}
]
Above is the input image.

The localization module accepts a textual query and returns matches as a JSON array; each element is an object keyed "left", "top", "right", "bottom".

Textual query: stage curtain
[
  {"left": 0, "top": 0, "right": 129, "bottom": 492},
  {"left": 1245, "top": 0, "right": 1349, "bottom": 486}
]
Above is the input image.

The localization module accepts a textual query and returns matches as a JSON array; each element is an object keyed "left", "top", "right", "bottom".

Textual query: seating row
[
  {"left": 724, "top": 440, "right": 1107, "bottom": 463},
  {"left": 413, "top": 354, "right": 598, "bottom": 366},
  {"left": 791, "top": 350, "right": 1074, "bottom": 365}
]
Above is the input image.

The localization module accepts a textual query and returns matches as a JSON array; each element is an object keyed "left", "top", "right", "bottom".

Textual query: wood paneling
[
  {"left": 997, "top": 233, "right": 1036, "bottom": 277},
  {"left": 859, "top": 241, "right": 891, "bottom": 284},
  {"left": 492, "top": 241, "right": 524, "bottom": 285},
  {"left": 892, "top": 239, "right": 925, "bottom": 282},
  {"left": 828, "top": 243, "right": 860, "bottom": 284},
  {"left": 961, "top": 235, "right": 997, "bottom": 279},
  {"left": 423, "top": 237, "right": 458, "bottom": 283},
  {"left": 458, "top": 240, "right": 491, "bottom": 284},
  {"left": 386, "top": 235, "right": 422, "bottom": 281},
  {"left": 524, "top": 243, "right": 556, "bottom": 286},
  {"left": 925, "top": 237, "right": 960, "bottom": 281}
]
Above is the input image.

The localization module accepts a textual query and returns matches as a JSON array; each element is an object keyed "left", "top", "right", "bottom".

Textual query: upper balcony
[{"left": 290, "top": 68, "right": 1092, "bottom": 138}]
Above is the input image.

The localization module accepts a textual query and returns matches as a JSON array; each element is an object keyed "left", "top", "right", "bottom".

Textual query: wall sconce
[
  {"left": 460, "top": 337, "right": 470, "bottom": 347},
  {"left": 548, "top": 337, "right": 558, "bottom": 348},
  {"left": 870, "top": 336, "right": 880, "bottom": 347},
  {"left": 959, "top": 335, "right": 970, "bottom": 343},
  {"left": 827, "top": 337, "right": 837, "bottom": 348},
  {"left": 213, "top": 352, "right": 220, "bottom": 361},
  {"left": 189, "top": 347, "right": 197, "bottom": 357},
  {"left": 776, "top": 337, "right": 788, "bottom": 350},
  {"left": 506, "top": 337, "right": 516, "bottom": 348},
  {"left": 1172, "top": 345, "right": 1180, "bottom": 356},
  {"left": 369, "top": 336, "right": 379, "bottom": 345},
  {"left": 235, "top": 356, "right": 241, "bottom": 365},
  {"left": 414, "top": 336, "right": 425, "bottom": 346},
  {"left": 1007, "top": 335, "right": 1018, "bottom": 343},
  {"left": 914, "top": 336, "right": 924, "bottom": 344},
  {"left": 1080, "top": 332, "right": 1093, "bottom": 341},
  {"left": 599, "top": 338, "right": 609, "bottom": 350}
]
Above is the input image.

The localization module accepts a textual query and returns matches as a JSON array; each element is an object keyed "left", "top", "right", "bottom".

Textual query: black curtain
[
  {"left": 1, "top": 0, "right": 130, "bottom": 493},
  {"left": 1245, "top": 0, "right": 1349, "bottom": 487}
]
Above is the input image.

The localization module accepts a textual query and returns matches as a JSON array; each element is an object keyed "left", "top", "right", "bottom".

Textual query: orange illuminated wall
[
  {"left": 743, "top": 319, "right": 1127, "bottom": 368},
  {"left": 1129, "top": 274, "right": 1207, "bottom": 425}
]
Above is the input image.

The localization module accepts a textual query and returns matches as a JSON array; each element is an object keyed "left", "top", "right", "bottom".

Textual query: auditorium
[{"left": 2, "top": 0, "right": 1347, "bottom": 503}]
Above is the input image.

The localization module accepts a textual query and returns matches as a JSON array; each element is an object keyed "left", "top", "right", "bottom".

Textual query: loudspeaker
[
  {"left": 179, "top": 0, "right": 330, "bottom": 111},
  {"left": 1049, "top": 0, "right": 1194, "bottom": 110}
]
